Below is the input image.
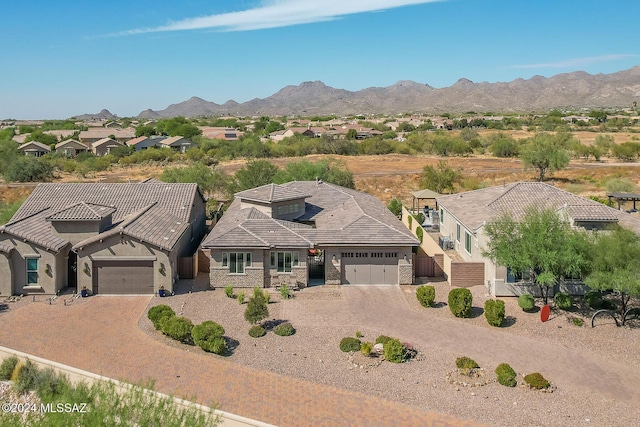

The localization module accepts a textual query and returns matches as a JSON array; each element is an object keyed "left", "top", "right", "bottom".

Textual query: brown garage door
[{"left": 92, "top": 260, "right": 154, "bottom": 294}]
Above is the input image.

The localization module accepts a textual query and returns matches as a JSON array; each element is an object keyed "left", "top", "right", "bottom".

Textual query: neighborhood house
[
  {"left": 202, "top": 181, "right": 419, "bottom": 289},
  {"left": 0, "top": 180, "right": 206, "bottom": 297}
]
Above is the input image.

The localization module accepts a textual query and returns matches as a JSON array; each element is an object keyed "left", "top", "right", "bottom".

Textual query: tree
[
  {"left": 231, "top": 159, "right": 279, "bottom": 192},
  {"left": 273, "top": 158, "right": 354, "bottom": 188},
  {"left": 419, "top": 160, "right": 462, "bottom": 194},
  {"left": 244, "top": 288, "right": 269, "bottom": 324},
  {"left": 387, "top": 198, "right": 403, "bottom": 216},
  {"left": 3, "top": 156, "right": 54, "bottom": 182},
  {"left": 584, "top": 226, "right": 640, "bottom": 315},
  {"left": 346, "top": 129, "right": 358, "bottom": 140},
  {"left": 520, "top": 133, "right": 570, "bottom": 181},
  {"left": 135, "top": 125, "right": 156, "bottom": 137},
  {"left": 482, "top": 207, "right": 590, "bottom": 305},
  {"left": 160, "top": 162, "right": 224, "bottom": 195}
]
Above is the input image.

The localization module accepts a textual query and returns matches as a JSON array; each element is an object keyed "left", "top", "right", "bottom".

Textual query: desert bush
[
  {"left": 224, "top": 285, "right": 234, "bottom": 298},
  {"left": 554, "top": 292, "right": 572, "bottom": 310},
  {"left": 34, "top": 367, "right": 67, "bottom": 399},
  {"left": 384, "top": 339, "right": 407, "bottom": 363},
  {"left": 416, "top": 226, "right": 424, "bottom": 243},
  {"left": 237, "top": 291, "right": 245, "bottom": 304},
  {"left": 518, "top": 294, "right": 536, "bottom": 311},
  {"left": 524, "top": 372, "right": 550, "bottom": 389},
  {"left": 339, "top": 337, "right": 362, "bottom": 352},
  {"left": 374, "top": 335, "right": 394, "bottom": 346},
  {"left": 274, "top": 322, "right": 296, "bottom": 336},
  {"left": 572, "top": 317, "right": 584, "bottom": 327},
  {"left": 495, "top": 363, "right": 517, "bottom": 387},
  {"left": 192, "top": 321, "right": 225, "bottom": 347},
  {"left": 0, "top": 355, "right": 19, "bottom": 380},
  {"left": 456, "top": 356, "right": 479, "bottom": 375},
  {"left": 355, "top": 331, "right": 363, "bottom": 338},
  {"left": 15, "top": 359, "right": 39, "bottom": 394},
  {"left": 361, "top": 342, "right": 373, "bottom": 356},
  {"left": 161, "top": 316, "right": 194, "bottom": 343},
  {"left": 249, "top": 325, "right": 266, "bottom": 338},
  {"left": 147, "top": 304, "right": 175, "bottom": 330},
  {"left": 245, "top": 290, "right": 269, "bottom": 324},
  {"left": 408, "top": 215, "right": 413, "bottom": 229},
  {"left": 11, "top": 361, "right": 23, "bottom": 382},
  {"left": 279, "top": 284, "right": 293, "bottom": 299},
  {"left": 584, "top": 290, "right": 603, "bottom": 309},
  {"left": 416, "top": 285, "right": 436, "bottom": 307},
  {"left": 484, "top": 299, "right": 505, "bottom": 327},
  {"left": 448, "top": 288, "right": 472, "bottom": 318},
  {"left": 199, "top": 336, "right": 227, "bottom": 355},
  {"left": 263, "top": 290, "right": 270, "bottom": 304}
]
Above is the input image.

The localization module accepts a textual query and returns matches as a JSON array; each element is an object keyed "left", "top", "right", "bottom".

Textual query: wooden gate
[
  {"left": 178, "top": 256, "right": 195, "bottom": 279},
  {"left": 415, "top": 256, "right": 435, "bottom": 277}
]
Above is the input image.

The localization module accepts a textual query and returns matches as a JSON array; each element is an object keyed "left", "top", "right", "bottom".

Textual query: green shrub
[
  {"left": 361, "top": 342, "right": 373, "bottom": 356},
  {"left": 384, "top": 339, "right": 407, "bottom": 363},
  {"left": 572, "top": 317, "right": 584, "bottom": 327},
  {"left": 224, "top": 285, "right": 234, "bottom": 298},
  {"left": 0, "top": 355, "right": 19, "bottom": 380},
  {"left": 15, "top": 359, "right": 39, "bottom": 394},
  {"left": 339, "top": 337, "right": 362, "bottom": 352},
  {"left": 408, "top": 215, "right": 413, "bottom": 229},
  {"left": 263, "top": 290, "right": 271, "bottom": 304},
  {"left": 192, "top": 321, "right": 225, "bottom": 348},
  {"left": 495, "top": 363, "right": 517, "bottom": 387},
  {"left": 455, "top": 356, "right": 479, "bottom": 375},
  {"left": 199, "top": 336, "right": 227, "bottom": 355},
  {"left": 274, "top": 322, "right": 296, "bottom": 336},
  {"left": 448, "top": 288, "right": 472, "bottom": 318},
  {"left": 161, "top": 316, "right": 194, "bottom": 343},
  {"left": 554, "top": 292, "right": 572, "bottom": 310},
  {"left": 245, "top": 291, "right": 269, "bottom": 324},
  {"left": 375, "top": 335, "right": 394, "bottom": 345},
  {"left": 584, "top": 290, "right": 603, "bottom": 309},
  {"left": 601, "top": 299, "right": 617, "bottom": 310},
  {"left": 237, "top": 291, "right": 245, "bottom": 304},
  {"left": 11, "top": 361, "right": 23, "bottom": 382},
  {"left": 34, "top": 367, "right": 67, "bottom": 399},
  {"left": 484, "top": 299, "right": 505, "bottom": 327},
  {"left": 416, "top": 285, "right": 436, "bottom": 307},
  {"left": 518, "top": 294, "right": 536, "bottom": 311},
  {"left": 416, "top": 226, "right": 424, "bottom": 244},
  {"left": 355, "top": 331, "right": 363, "bottom": 338},
  {"left": 279, "top": 284, "right": 293, "bottom": 299},
  {"left": 147, "top": 304, "right": 175, "bottom": 330},
  {"left": 524, "top": 372, "right": 550, "bottom": 389},
  {"left": 249, "top": 325, "right": 266, "bottom": 338}
]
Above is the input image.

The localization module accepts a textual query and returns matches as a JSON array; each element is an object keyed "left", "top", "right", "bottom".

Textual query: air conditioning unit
[{"left": 439, "top": 236, "right": 452, "bottom": 250}]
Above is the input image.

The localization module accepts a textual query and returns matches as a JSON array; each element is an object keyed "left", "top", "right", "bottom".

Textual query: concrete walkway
[{"left": 0, "top": 296, "right": 475, "bottom": 427}]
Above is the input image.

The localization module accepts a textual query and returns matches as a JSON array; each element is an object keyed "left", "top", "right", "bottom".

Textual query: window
[
  {"left": 464, "top": 232, "right": 472, "bottom": 255},
  {"left": 385, "top": 252, "right": 398, "bottom": 258},
  {"left": 222, "top": 252, "right": 251, "bottom": 274},
  {"left": 371, "top": 252, "right": 383, "bottom": 258},
  {"left": 507, "top": 268, "right": 531, "bottom": 283},
  {"left": 276, "top": 203, "right": 301, "bottom": 216},
  {"left": 355, "top": 252, "right": 368, "bottom": 258},
  {"left": 26, "top": 258, "right": 39, "bottom": 285},
  {"left": 272, "top": 251, "right": 299, "bottom": 273},
  {"left": 456, "top": 223, "right": 461, "bottom": 243},
  {"left": 341, "top": 252, "right": 354, "bottom": 258}
]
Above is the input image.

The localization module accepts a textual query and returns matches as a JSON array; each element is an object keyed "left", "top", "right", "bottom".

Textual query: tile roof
[
  {"left": 0, "top": 241, "right": 14, "bottom": 254},
  {"left": 235, "top": 184, "right": 311, "bottom": 204},
  {"left": 437, "top": 182, "right": 640, "bottom": 234},
  {"left": 92, "top": 138, "right": 121, "bottom": 148},
  {"left": 55, "top": 139, "right": 88, "bottom": 149},
  {"left": 126, "top": 136, "right": 150, "bottom": 146},
  {"left": 1, "top": 182, "right": 204, "bottom": 252},
  {"left": 203, "top": 181, "right": 418, "bottom": 249},
  {"left": 46, "top": 202, "right": 116, "bottom": 221},
  {"left": 18, "top": 141, "right": 51, "bottom": 152}
]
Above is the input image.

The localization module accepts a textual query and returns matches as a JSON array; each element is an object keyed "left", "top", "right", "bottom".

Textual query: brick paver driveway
[
  {"left": 0, "top": 295, "right": 475, "bottom": 427},
  {"left": 284, "top": 286, "right": 640, "bottom": 405}
]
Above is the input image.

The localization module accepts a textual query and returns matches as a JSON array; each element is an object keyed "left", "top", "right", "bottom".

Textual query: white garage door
[
  {"left": 341, "top": 252, "right": 398, "bottom": 285},
  {"left": 92, "top": 260, "right": 155, "bottom": 294}
]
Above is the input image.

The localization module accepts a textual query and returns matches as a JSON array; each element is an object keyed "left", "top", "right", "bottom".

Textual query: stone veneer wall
[
  {"left": 210, "top": 267, "right": 264, "bottom": 288},
  {"left": 399, "top": 261, "right": 414, "bottom": 285}
]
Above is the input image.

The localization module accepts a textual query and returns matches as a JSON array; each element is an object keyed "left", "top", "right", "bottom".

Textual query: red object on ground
[{"left": 540, "top": 304, "right": 551, "bottom": 322}]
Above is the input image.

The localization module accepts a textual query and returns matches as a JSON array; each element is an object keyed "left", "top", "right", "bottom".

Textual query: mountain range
[{"left": 84, "top": 67, "right": 640, "bottom": 119}]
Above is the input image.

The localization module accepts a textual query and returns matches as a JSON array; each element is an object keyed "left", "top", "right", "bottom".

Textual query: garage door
[
  {"left": 341, "top": 252, "right": 398, "bottom": 285},
  {"left": 92, "top": 260, "right": 154, "bottom": 294}
]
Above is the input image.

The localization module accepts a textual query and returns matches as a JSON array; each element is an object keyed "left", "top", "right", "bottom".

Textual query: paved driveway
[{"left": 0, "top": 295, "right": 473, "bottom": 427}]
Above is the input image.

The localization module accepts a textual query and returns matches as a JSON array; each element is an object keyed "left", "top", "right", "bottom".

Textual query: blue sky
[{"left": 2, "top": 0, "right": 639, "bottom": 119}]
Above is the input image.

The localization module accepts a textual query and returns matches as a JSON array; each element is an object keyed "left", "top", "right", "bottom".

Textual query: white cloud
[
  {"left": 512, "top": 54, "right": 637, "bottom": 69},
  {"left": 116, "top": 0, "right": 440, "bottom": 35}
]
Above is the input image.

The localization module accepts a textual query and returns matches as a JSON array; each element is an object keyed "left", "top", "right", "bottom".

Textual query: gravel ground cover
[{"left": 138, "top": 277, "right": 640, "bottom": 427}]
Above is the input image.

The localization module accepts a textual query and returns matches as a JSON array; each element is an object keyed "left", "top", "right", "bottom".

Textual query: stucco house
[
  {"left": 55, "top": 139, "right": 90, "bottom": 157},
  {"left": 0, "top": 180, "right": 207, "bottom": 297},
  {"left": 433, "top": 181, "right": 640, "bottom": 296},
  {"left": 202, "top": 181, "right": 419, "bottom": 289},
  {"left": 159, "top": 136, "right": 193, "bottom": 153},
  {"left": 18, "top": 141, "right": 51, "bottom": 157},
  {"left": 92, "top": 137, "right": 123, "bottom": 156}
]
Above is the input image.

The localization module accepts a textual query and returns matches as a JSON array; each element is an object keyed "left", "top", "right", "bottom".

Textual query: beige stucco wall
[
  {"left": 0, "top": 235, "right": 65, "bottom": 295},
  {"left": 51, "top": 219, "right": 108, "bottom": 246},
  {"left": 75, "top": 234, "right": 171, "bottom": 293},
  {"left": 0, "top": 253, "right": 12, "bottom": 297}
]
